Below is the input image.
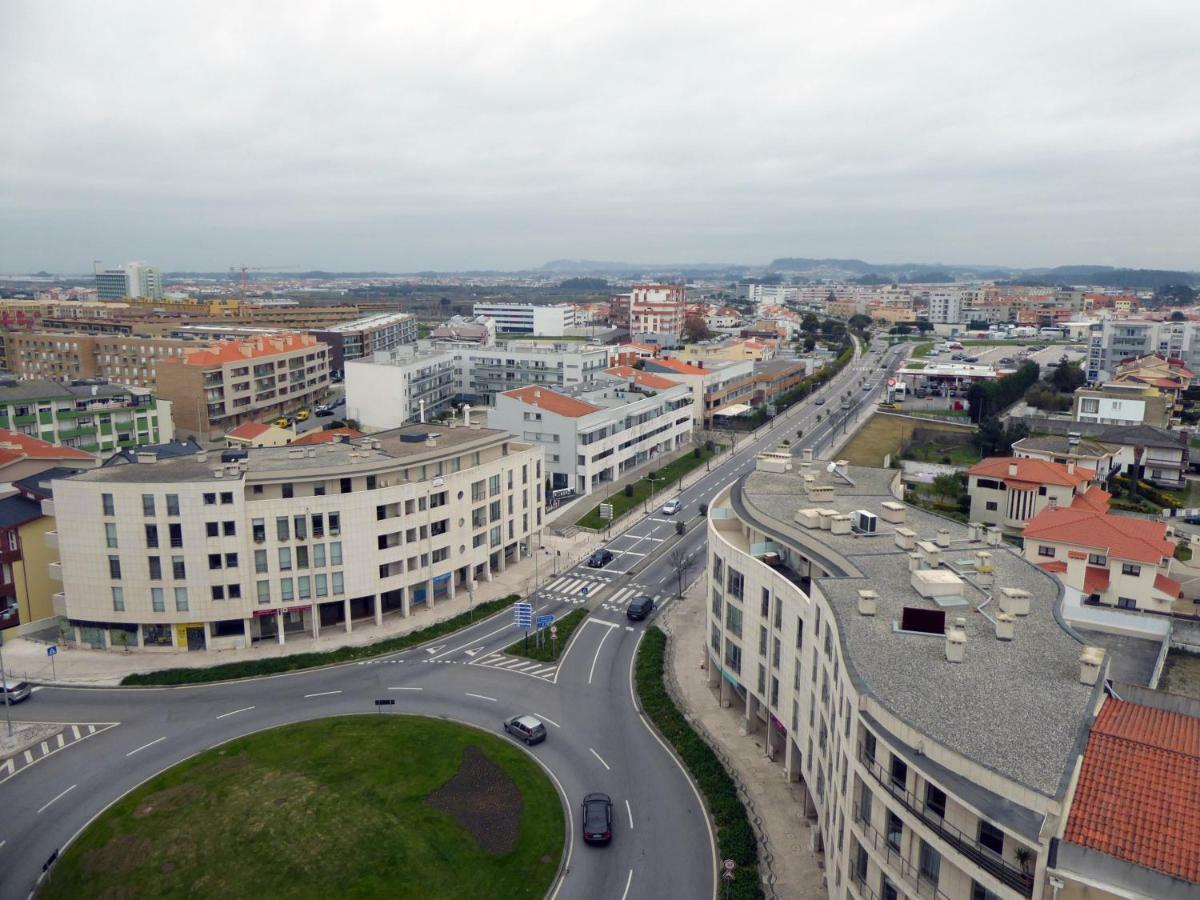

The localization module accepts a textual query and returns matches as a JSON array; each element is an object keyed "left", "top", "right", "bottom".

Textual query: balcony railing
[
  {"left": 853, "top": 803, "right": 949, "bottom": 900},
  {"left": 859, "top": 749, "right": 1034, "bottom": 897}
]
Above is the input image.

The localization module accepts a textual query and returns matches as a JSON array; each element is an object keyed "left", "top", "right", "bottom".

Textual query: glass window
[
  {"left": 224, "top": 552, "right": 238, "bottom": 568},
  {"left": 329, "top": 512, "right": 340, "bottom": 534},
  {"left": 725, "top": 603, "right": 743, "bottom": 638},
  {"left": 174, "top": 587, "right": 188, "bottom": 611},
  {"left": 711, "top": 588, "right": 723, "bottom": 617},
  {"left": 166, "top": 494, "right": 179, "bottom": 515},
  {"left": 723, "top": 638, "right": 742, "bottom": 674},
  {"left": 203, "top": 492, "right": 216, "bottom": 505},
  {"left": 255, "top": 549, "right": 268, "bottom": 573},
  {"left": 168, "top": 523, "right": 183, "bottom": 547},
  {"left": 101, "top": 493, "right": 114, "bottom": 516},
  {"left": 726, "top": 568, "right": 744, "bottom": 599},
  {"left": 280, "top": 578, "right": 294, "bottom": 601},
  {"left": 111, "top": 586, "right": 124, "bottom": 611},
  {"left": 148, "top": 556, "right": 161, "bottom": 580},
  {"left": 278, "top": 547, "right": 292, "bottom": 571},
  {"left": 297, "top": 546, "right": 309, "bottom": 569},
  {"left": 141, "top": 494, "right": 155, "bottom": 516},
  {"left": 332, "top": 571, "right": 344, "bottom": 594},
  {"left": 890, "top": 756, "right": 908, "bottom": 792},
  {"left": 313, "top": 544, "right": 326, "bottom": 567},
  {"left": 925, "top": 784, "right": 947, "bottom": 819},
  {"left": 145, "top": 524, "right": 159, "bottom": 548},
  {"left": 252, "top": 518, "right": 265, "bottom": 542},
  {"left": 151, "top": 587, "right": 165, "bottom": 612},
  {"left": 918, "top": 840, "right": 941, "bottom": 885},
  {"left": 211, "top": 585, "right": 225, "bottom": 601},
  {"left": 108, "top": 555, "right": 121, "bottom": 579},
  {"left": 208, "top": 553, "right": 222, "bottom": 570},
  {"left": 293, "top": 515, "right": 307, "bottom": 541},
  {"left": 223, "top": 521, "right": 236, "bottom": 536},
  {"left": 172, "top": 556, "right": 186, "bottom": 579},
  {"left": 206, "top": 522, "right": 219, "bottom": 538},
  {"left": 220, "top": 491, "right": 233, "bottom": 505},
  {"left": 276, "top": 517, "right": 289, "bottom": 541},
  {"left": 105, "top": 522, "right": 118, "bottom": 548},
  {"left": 330, "top": 542, "right": 342, "bottom": 565},
  {"left": 298, "top": 576, "right": 311, "bottom": 599},
  {"left": 228, "top": 584, "right": 241, "bottom": 600},
  {"left": 978, "top": 821, "right": 1004, "bottom": 856},
  {"left": 257, "top": 580, "right": 271, "bottom": 604},
  {"left": 886, "top": 811, "right": 902, "bottom": 851},
  {"left": 282, "top": 483, "right": 294, "bottom": 499},
  {"left": 315, "top": 573, "right": 328, "bottom": 597}
]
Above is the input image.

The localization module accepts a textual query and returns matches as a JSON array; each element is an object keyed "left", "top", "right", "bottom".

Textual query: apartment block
[
  {"left": 94, "top": 261, "right": 162, "bottom": 301},
  {"left": 487, "top": 366, "right": 694, "bottom": 493},
  {"left": 344, "top": 347, "right": 459, "bottom": 430},
  {"left": 0, "top": 378, "right": 171, "bottom": 453},
  {"left": 1087, "top": 318, "right": 1200, "bottom": 382},
  {"left": 1072, "top": 382, "right": 1173, "bottom": 427},
  {"left": 471, "top": 302, "right": 576, "bottom": 335},
  {"left": 3, "top": 330, "right": 200, "bottom": 385},
  {"left": 642, "top": 357, "right": 755, "bottom": 427},
  {"left": 310, "top": 311, "right": 417, "bottom": 374},
  {"left": 450, "top": 343, "right": 614, "bottom": 405},
  {"left": 610, "top": 284, "right": 686, "bottom": 347},
  {"left": 156, "top": 334, "right": 330, "bottom": 441}
]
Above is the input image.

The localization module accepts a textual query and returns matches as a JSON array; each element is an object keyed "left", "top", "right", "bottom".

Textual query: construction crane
[{"left": 229, "top": 265, "right": 297, "bottom": 301}]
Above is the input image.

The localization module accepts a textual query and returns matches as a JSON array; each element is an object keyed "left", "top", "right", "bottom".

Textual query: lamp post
[{"left": 0, "top": 632, "right": 12, "bottom": 737}]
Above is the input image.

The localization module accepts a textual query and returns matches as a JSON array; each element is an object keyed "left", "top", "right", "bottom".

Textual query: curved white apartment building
[
  {"left": 705, "top": 450, "right": 1107, "bottom": 900},
  {"left": 49, "top": 423, "right": 543, "bottom": 652}
]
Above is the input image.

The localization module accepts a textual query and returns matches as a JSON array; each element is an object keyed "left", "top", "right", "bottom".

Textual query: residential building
[
  {"left": 1011, "top": 436, "right": 1118, "bottom": 480},
  {"left": 1072, "top": 382, "right": 1173, "bottom": 427},
  {"left": 928, "top": 290, "right": 963, "bottom": 324},
  {"left": 3, "top": 331, "right": 199, "bottom": 385},
  {"left": 50, "top": 422, "right": 544, "bottom": 651},
  {"left": 1023, "top": 502, "right": 1181, "bottom": 613},
  {"left": 641, "top": 357, "right": 755, "bottom": 427},
  {"left": 430, "top": 315, "right": 497, "bottom": 346},
  {"left": 309, "top": 311, "right": 417, "bottom": 375},
  {"left": 707, "top": 454, "right": 1102, "bottom": 900},
  {"left": 447, "top": 342, "right": 614, "bottom": 406},
  {"left": 967, "top": 457, "right": 1102, "bottom": 532},
  {"left": 471, "top": 302, "right": 575, "bottom": 335},
  {"left": 675, "top": 338, "right": 778, "bottom": 364},
  {"left": 487, "top": 366, "right": 693, "bottom": 493},
  {"left": 156, "top": 334, "right": 330, "bottom": 442},
  {"left": 617, "top": 284, "right": 686, "bottom": 347},
  {"left": 225, "top": 422, "right": 295, "bottom": 448},
  {"left": 751, "top": 359, "right": 808, "bottom": 407},
  {"left": 1086, "top": 318, "right": 1200, "bottom": 382},
  {"left": 344, "top": 346, "right": 459, "bottom": 429},
  {"left": 1095, "top": 423, "right": 1190, "bottom": 488},
  {"left": 0, "top": 430, "right": 97, "bottom": 484},
  {"left": 1050, "top": 689, "right": 1200, "bottom": 899},
  {"left": 738, "top": 283, "right": 798, "bottom": 306},
  {"left": 1110, "top": 352, "right": 1195, "bottom": 399},
  {"left": 0, "top": 378, "right": 171, "bottom": 453},
  {"left": 94, "top": 261, "right": 163, "bottom": 301}
]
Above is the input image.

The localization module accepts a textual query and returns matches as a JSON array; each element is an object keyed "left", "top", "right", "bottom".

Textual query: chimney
[
  {"left": 802, "top": 448, "right": 813, "bottom": 462},
  {"left": 995, "top": 612, "right": 1015, "bottom": 641},
  {"left": 197, "top": 451, "right": 208, "bottom": 463},
  {"left": 462, "top": 404, "right": 472, "bottom": 427},
  {"left": 1079, "top": 646, "right": 1105, "bottom": 686},
  {"left": 419, "top": 399, "right": 426, "bottom": 424},
  {"left": 935, "top": 528, "right": 951, "bottom": 548},
  {"left": 1008, "top": 461, "right": 1019, "bottom": 477},
  {"left": 986, "top": 526, "right": 1003, "bottom": 546},
  {"left": 998, "top": 587, "right": 1031, "bottom": 616},
  {"left": 945, "top": 618, "right": 966, "bottom": 663},
  {"left": 857, "top": 589, "right": 878, "bottom": 616},
  {"left": 1066, "top": 459, "right": 1076, "bottom": 475}
]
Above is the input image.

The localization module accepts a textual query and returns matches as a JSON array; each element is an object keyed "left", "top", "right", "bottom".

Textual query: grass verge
[
  {"left": 635, "top": 627, "right": 763, "bottom": 900},
  {"left": 39, "top": 716, "right": 564, "bottom": 900},
  {"left": 575, "top": 446, "right": 721, "bottom": 529},
  {"left": 504, "top": 607, "right": 588, "bottom": 662},
  {"left": 121, "top": 594, "right": 521, "bottom": 686}
]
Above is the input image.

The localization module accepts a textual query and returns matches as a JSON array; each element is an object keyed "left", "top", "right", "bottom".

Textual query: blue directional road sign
[
  {"left": 46, "top": 645, "right": 58, "bottom": 657},
  {"left": 536, "top": 614, "right": 555, "bottom": 629},
  {"left": 514, "top": 602, "right": 533, "bottom": 629}
]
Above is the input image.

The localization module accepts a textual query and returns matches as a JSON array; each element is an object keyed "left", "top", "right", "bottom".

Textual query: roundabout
[{"left": 38, "top": 716, "right": 565, "bottom": 900}]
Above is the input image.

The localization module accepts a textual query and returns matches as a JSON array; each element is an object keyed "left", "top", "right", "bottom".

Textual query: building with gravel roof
[{"left": 706, "top": 450, "right": 1109, "bottom": 900}]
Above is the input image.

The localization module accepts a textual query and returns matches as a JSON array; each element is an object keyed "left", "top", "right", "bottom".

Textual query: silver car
[
  {"left": 660, "top": 499, "right": 682, "bottom": 515},
  {"left": 2, "top": 679, "right": 32, "bottom": 704}
]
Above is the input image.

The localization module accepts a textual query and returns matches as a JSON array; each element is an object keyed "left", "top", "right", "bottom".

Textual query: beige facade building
[
  {"left": 966, "top": 457, "right": 1102, "bottom": 533},
  {"left": 49, "top": 422, "right": 543, "bottom": 651}
]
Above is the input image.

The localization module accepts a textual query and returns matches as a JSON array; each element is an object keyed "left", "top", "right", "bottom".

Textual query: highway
[{"left": 0, "top": 336, "right": 906, "bottom": 900}]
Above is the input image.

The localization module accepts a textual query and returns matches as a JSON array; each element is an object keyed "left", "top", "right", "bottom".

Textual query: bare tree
[{"left": 669, "top": 545, "right": 695, "bottom": 599}]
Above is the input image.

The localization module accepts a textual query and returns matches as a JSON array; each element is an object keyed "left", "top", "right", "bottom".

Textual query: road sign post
[
  {"left": 47, "top": 644, "right": 57, "bottom": 682},
  {"left": 374, "top": 698, "right": 395, "bottom": 714},
  {"left": 0, "top": 630, "right": 10, "bottom": 737},
  {"left": 551, "top": 624, "right": 558, "bottom": 657}
]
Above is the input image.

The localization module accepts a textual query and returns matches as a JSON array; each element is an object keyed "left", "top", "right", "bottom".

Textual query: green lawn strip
[
  {"left": 635, "top": 628, "right": 763, "bottom": 900},
  {"left": 39, "top": 716, "right": 564, "bottom": 900},
  {"left": 911, "top": 342, "right": 934, "bottom": 358},
  {"left": 121, "top": 594, "right": 522, "bottom": 686},
  {"left": 505, "top": 607, "right": 588, "bottom": 661},
  {"left": 903, "top": 444, "right": 980, "bottom": 466},
  {"left": 575, "top": 446, "right": 721, "bottom": 529}
]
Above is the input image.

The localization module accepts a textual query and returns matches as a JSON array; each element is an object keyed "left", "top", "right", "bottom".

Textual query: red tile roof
[
  {"left": 645, "top": 357, "right": 706, "bottom": 376},
  {"left": 604, "top": 365, "right": 680, "bottom": 390},
  {"left": 969, "top": 456, "right": 1094, "bottom": 488},
  {"left": 291, "top": 428, "right": 364, "bottom": 446},
  {"left": 1038, "top": 560, "right": 1068, "bottom": 574},
  {"left": 1071, "top": 486, "right": 1111, "bottom": 513},
  {"left": 1064, "top": 698, "right": 1200, "bottom": 883},
  {"left": 167, "top": 333, "right": 320, "bottom": 368},
  {"left": 1084, "top": 566, "right": 1110, "bottom": 594},
  {"left": 0, "top": 430, "right": 93, "bottom": 466},
  {"left": 1025, "top": 506, "right": 1175, "bottom": 565},
  {"left": 226, "top": 422, "right": 272, "bottom": 440},
  {"left": 502, "top": 386, "right": 600, "bottom": 418},
  {"left": 1155, "top": 572, "right": 1183, "bottom": 598}
]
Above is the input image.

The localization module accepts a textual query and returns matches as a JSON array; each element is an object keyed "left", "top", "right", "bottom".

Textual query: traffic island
[
  {"left": 504, "top": 608, "right": 588, "bottom": 662},
  {"left": 38, "top": 716, "right": 564, "bottom": 900}
]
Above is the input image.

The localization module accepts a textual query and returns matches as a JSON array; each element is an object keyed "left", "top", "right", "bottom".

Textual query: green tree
[
  {"left": 803, "top": 335, "right": 817, "bottom": 352},
  {"left": 848, "top": 314, "right": 873, "bottom": 331},
  {"left": 682, "top": 315, "right": 712, "bottom": 342},
  {"left": 1050, "top": 358, "right": 1086, "bottom": 393},
  {"left": 931, "top": 472, "right": 964, "bottom": 504},
  {"left": 915, "top": 319, "right": 934, "bottom": 333},
  {"left": 802, "top": 313, "right": 821, "bottom": 333},
  {"left": 974, "top": 416, "right": 1005, "bottom": 456}
]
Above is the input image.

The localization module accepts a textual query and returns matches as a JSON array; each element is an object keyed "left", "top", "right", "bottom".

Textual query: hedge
[
  {"left": 121, "top": 594, "right": 523, "bottom": 686},
  {"left": 635, "top": 627, "right": 764, "bottom": 899},
  {"left": 505, "top": 607, "right": 587, "bottom": 661}
]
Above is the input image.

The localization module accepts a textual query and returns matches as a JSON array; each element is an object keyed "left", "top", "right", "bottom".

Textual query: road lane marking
[
  {"left": 589, "top": 747, "right": 611, "bottom": 770},
  {"left": 621, "top": 869, "right": 634, "bottom": 900},
  {"left": 126, "top": 736, "right": 166, "bottom": 757},
  {"left": 464, "top": 646, "right": 485, "bottom": 656},
  {"left": 387, "top": 686, "right": 422, "bottom": 691},
  {"left": 428, "top": 619, "right": 516, "bottom": 661},
  {"left": 465, "top": 692, "right": 497, "bottom": 702},
  {"left": 534, "top": 713, "right": 561, "bottom": 728},
  {"left": 588, "top": 621, "right": 615, "bottom": 685},
  {"left": 625, "top": 799, "right": 634, "bottom": 829},
  {"left": 304, "top": 690, "right": 342, "bottom": 698},
  {"left": 37, "top": 784, "right": 76, "bottom": 814},
  {"left": 424, "top": 644, "right": 447, "bottom": 655},
  {"left": 216, "top": 706, "right": 255, "bottom": 719}
]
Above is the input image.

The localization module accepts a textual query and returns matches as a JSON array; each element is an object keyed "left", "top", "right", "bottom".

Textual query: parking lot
[{"left": 922, "top": 341, "right": 1087, "bottom": 371}]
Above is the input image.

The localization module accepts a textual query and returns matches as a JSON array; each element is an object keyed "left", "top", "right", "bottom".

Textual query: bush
[
  {"left": 693, "top": 447, "right": 701, "bottom": 459},
  {"left": 624, "top": 483, "right": 634, "bottom": 498}
]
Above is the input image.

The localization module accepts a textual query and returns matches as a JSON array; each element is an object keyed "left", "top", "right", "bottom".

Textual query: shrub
[
  {"left": 624, "top": 483, "right": 634, "bottom": 498},
  {"left": 693, "top": 447, "right": 701, "bottom": 459}
]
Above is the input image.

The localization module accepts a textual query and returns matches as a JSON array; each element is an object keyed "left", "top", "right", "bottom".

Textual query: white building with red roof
[{"left": 967, "top": 456, "right": 1103, "bottom": 533}]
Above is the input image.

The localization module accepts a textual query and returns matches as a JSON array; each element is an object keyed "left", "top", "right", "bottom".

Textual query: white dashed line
[
  {"left": 304, "top": 690, "right": 342, "bottom": 698},
  {"left": 126, "top": 736, "right": 166, "bottom": 757},
  {"left": 465, "top": 692, "right": 497, "bottom": 702},
  {"left": 625, "top": 799, "right": 634, "bottom": 829},
  {"left": 216, "top": 706, "right": 255, "bottom": 719},
  {"left": 621, "top": 868, "right": 634, "bottom": 900},
  {"left": 387, "top": 686, "right": 423, "bottom": 691},
  {"left": 534, "top": 713, "right": 561, "bottom": 728},
  {"left": 37, "top": 784, "right": 76, "bottom": 814},
  {"left": 589, "top": 747, "right": 611, "bottom": 771}
]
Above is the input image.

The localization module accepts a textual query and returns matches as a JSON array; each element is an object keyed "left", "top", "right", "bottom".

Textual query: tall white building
[
  {"left": 344, "top": 346, "right": 459, "bottom": 429},
  {"left": 928, "top": 290, "right": 963, "bottom": 324},
  {"left": 94, "top": 261, "right": 163, "bottom": 301},
  {"left": 1086, "top": 318, "right": 1200, "bottom": 381},
  {"left": 471, "top": 302, "right": 575, "bottom": 335}
]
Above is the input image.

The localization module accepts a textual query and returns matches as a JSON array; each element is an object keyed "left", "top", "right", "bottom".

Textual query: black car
[
  {"left": 582, "top": 792, "right": 613, "bottom": 844},
  {"left": 626, "top": 596, "right": 655, "bottom": 621},
  {"left": 814, "top": 398, "right": 826, "bottom": 405},
  {"left": 587, "top": 549, "right": 613, "bottom": 568},
  {"left": 314, "top": 406, "right": 335, "bottom": 417}
]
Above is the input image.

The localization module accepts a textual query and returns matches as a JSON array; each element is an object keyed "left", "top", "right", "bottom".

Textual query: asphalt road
[{"left": 0, "top": 336, "right": 903, "bottom": 900}]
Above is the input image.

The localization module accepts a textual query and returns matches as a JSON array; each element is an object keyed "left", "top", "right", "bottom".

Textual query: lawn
[
  {"left": 911, "top": 342, "right": 935, "bottom": 358},
  {"left": 40, "top": 716, "right": 564, "bottom": 900},
  {"left": 505, "top": 607, "right": 588, "bottom": 662},
  {"left": 575, "top": 445, "right": 720, "bottom": 529},
  {"left": 903, "top": 443, "right": 981, "bottom": 466}
]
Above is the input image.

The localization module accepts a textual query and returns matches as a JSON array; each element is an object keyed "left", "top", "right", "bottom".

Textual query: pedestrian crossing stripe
[
  {"left": 471, "top": 652, "right": 557, "bottom": 681},
  {"left": 0, "top": 721, "right": 120, "bottom": 786}
]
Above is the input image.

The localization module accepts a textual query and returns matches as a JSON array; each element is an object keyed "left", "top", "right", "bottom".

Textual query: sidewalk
[
  {"left": 0, "top": 529, "right": 597, "bottom": 687},
  {"left": 660, "top": 577, "right": 824, "bottom": 900}
]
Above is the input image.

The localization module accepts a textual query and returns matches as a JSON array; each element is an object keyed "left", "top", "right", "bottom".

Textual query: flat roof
[{"left": 731, "top": 463, "right": 1096, "bottom": 798}]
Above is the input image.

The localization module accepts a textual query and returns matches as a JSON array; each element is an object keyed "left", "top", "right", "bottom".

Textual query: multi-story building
[
  {"left": 487, "top": 366, "right": 694, "bottom": 493},
  {"left": 94, "top": 261, "right": 163, "bottom": 301},
  {"left": 1086, "top": 318, "right": 1200, "bottom": 382},
  {"left": 967, "top": 457, "right": 1103, "bottom": 533},
  {"left": 706, "top": 453, "right": 1102, "bottom": 900},
  {"left": 1072, "top": 382, "right": 1173, "bottom": 427},
  {"left": 2, "top": 330, "right": 202, "bottom": 385},
  {"left": 611, "top": 284, "right": 687, "bottom": 347},
  {"left": 675, "top": 338, "right": 778, "bottom": 364},
  {"left": 642, "top": 357, "right": 755, "bottom": 427},
  {"left": 751, "top": 359, "right": 809, "bottom": 407},
  {"left": 156, "top": 334, "right": 330, "bottom": 441},
  {"left": 310, "top": 312, "right": 417, "bottom": 375},
  {"left": 471, "top": 302, "right": 575, "bottom": 335},
  {"left": 449, "top": 342, "right": 613, "bottom": 405},
  {"left": 50, "top": 422, "right": 544, "bottom": 651},
  {"left": 344, "top": 347, "right": 459, "bottom": 430},
  {"left": 0, "top": 430, "right": 97, "bottom": 483},
  {"left": 1092, "top": 423, "right": 1190, "bottom": 489},
  {"left": 738, "top": 283, "right": 798, "bottom": 306},
  {"left": 430, "top": 315, "right": 497, "bottom": 346},
  {"left": 1109, "top": 352, "right": 1194, "bottom": 399},
  {"left": 0, "top": 379, "right": 171, "bottom": 453},
  {"left": 928, "top": 290, "right": 963, "bottom": 324},
  {"left": 1011, "top": 436, "right": 1118, "bottom": 480}
]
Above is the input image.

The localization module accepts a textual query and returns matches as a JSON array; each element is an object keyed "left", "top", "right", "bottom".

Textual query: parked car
[
  {"left": 274, "top": 417, "right": 291, "bottom": 428},
  {"left": 815, "top": 398, "right": 826, "bottom": 405},
  {"left": 587, "top": 549, "right": 614, "bottom": 568},
  {"left": 626, "top": 596, "right": 655, "bottom": 621},
  {"left": 1, "top": 679, "right": 31, "bottom": 704},
  {"left": 963, "top": 356, "right": 979, "bottom": 363},
  {"left": 660, "top": 499, "right": 682, "bottom": 516},
  {"left": 295, "top": 409, "right": 311, "bottom": 421},
  {"left": 503, "top": 715, "right": 548, "bottom": 745},
  {"left": 315, "top": 406, "right": 335, "bottom": 417},
  {"left": 862, "top": 383, "right": 872, "bottom": 390},
  {"left": 582, "top": 792, "right": 613, "bottom": 844}
]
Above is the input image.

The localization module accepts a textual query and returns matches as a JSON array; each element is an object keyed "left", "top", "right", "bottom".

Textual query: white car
[{"left": 660, "top": 499, "right": 682, "bottom": 515}]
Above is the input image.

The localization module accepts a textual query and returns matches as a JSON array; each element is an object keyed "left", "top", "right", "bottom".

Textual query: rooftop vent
[
  {"left": 212, "top": 468, "right": 224, "bottom": 478},
  {"left": 196, "top": 452, "right": 208, "bottom": 463},
  {"left": 810, "top": 484, "right": 835, "bottom": 504},
  {"left": 878, "top": 501, "right": 906, "bottom": 524},
  {"left": 911, "top": 568, "right": 967, "bottom": 603},
  {"left": 755, "top": 451, "right": 792, "bottom": 474},
  {"left": 1008, "top": 462, "right": 1019, "bottom": 476},
  {"left": 998, "top": 587, "right": 1031, "bottom": 616},
  {"left": 986, "top": 526, "right": 1003, "bottom": 547},
  {"left": 830, "top": 514, "right": 852, "bottom": 535},
  {"left": 967, "top": 522, "right": 984, "bottom": 541},
  {"left": 995, "top": 612, "right": 1015, "bottom": 641},
  {"left": 894, "top": 526, "right": 917, "bottom": 550},
  {"left": 916, "top": 540, "right": 942, "bottom": 567},
  {"left": 802, "top": 448, "right": 814, "bottom": 461},
  {"left": 794, "top": 508, "right": 821, "bottom": 529},
  {"left": 857, "top": 589, "right": 878, "bottom": 616},
  {"left": 1079, "top": 646, "right": 1105, "bottom": 686},
  {"left": 945, "top": 618, "right": 967, "bottom": 663},
  {"left": 136, "top": 451, "right": 157, "bottom": 464},
  {"left": 935, "top": 528, "right": 951, "bottom": 548}
]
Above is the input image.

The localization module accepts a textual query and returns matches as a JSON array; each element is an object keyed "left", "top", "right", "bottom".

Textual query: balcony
[
  {"left": 859, "top": 750, "right": 1034, "bottom": 897},
  {"left": 48, "top": 561, "right": 63, "bottom": 581},
  {"left": 853, "top": 803, "right": 950, "bottom": 900}
]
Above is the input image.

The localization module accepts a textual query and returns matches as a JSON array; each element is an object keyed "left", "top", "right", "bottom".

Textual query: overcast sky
[{"left": 2, "top": 1, "right": 1198, "bottom": 273}]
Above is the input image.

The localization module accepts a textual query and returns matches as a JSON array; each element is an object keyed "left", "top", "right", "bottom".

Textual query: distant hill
[{"left": 1006, "top": 267, "right": 1198, "bottom": 289}]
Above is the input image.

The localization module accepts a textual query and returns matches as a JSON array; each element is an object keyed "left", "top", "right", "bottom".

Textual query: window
[
  {"left": 293, "top": 515, "right": 308, "bottom": 540},
  {"left": 101, "top": 493, "right": 114, "bottom": 516},
  {"left": 225, "top": 552, "right": 238, "bottom": 569},
  {"left": 978, "top": 821, "right": 1004, "bottom": 856},
  {"left": 489, "top": 473, "right": 501, "bottom": 496},
  {"left": 723, "top": 639, "right": 742, "bottom": 674},
  {"left": 279, "top": 547, "right": 293, "bottom": 571},
  {"left": 148, "top": 556, "right": 162, "bottom": 580},
  {"left": 151, "top": 587, "right": 165, "bottom": 612},
  {"left": 985, "top": 500, "right": 997, "bottom": 511},
  {"left": 1037, "top": 545, "right": 1055, "bottom": 558},
  {"left": 1117, "top": 596, "right": 1137, "bottom": 609},
  {"left": 174, "top": 587, "right": 189, "bottom": 611},
  {"left": 222, "top": 520, "right": 236, "bottom": 537},
  {"left": 209, "top": 553, "right": 222, "bottom": 570},
  {"left": 282, "top": 483, "right": 294, "bottom": 499},
  {"left": 298, "top": 576, "right": 311, "bottom": 600},
  {"left": 206, "top": 522, "right": 219, "bottom": 538},
  {"left": 108, "top": 555, "right": 121, "bottom": 579},
  {"left": 145, "top": 524, "right": 159, "bottom": 548},
  {"left": 111, "top": 586, "right": 124, "bottom": 611},
  {"left": 918, "top": 840, "right": 941, "bottom": 885},
  {"left": 330, "top": 542, "right": 342, "bottom": 565},
  {"left": 168, "top": 523, "right": 183, "bottom": 548},
  {"left": 858, "top": 780, "right": 872, "bottom": 824},
  {"left": 971, "top": 882, "right": 1001, "bottom": 900},
  {"left": 166, "top": 494, "right": 179, "bottom": 515},
  {"left": 211, "top": 585, "right": 225, "bottom": 601},
  {"left": 761, "top": 587, "right": 770, "bottom": 618},
  {"left": 712, "top": 556, "right": 723, "bottom": 583},
  {"left": 257, "top": 580, "right": 271, "bottom": 604},
  {"left": 340, "top": 477, "right": 352, "bottom": 494},
  {"left": 142, "top": 494, "right": 155, "bottom": 516},
  {"left": 105, "top": 523, "right": 118, "bottom": 548},
  {"left": 329, "top": 512, "right": 340, "bottom": 534},
  {"left": 886, "top": 811, "right": 902, "bottom": 851},
  {"left": 711, "top": 588, "right": 723, "bottom": 617},
  {"left": 366, "top": 475, "right": 376, "bottom": 490},
  {"left": 172, "top": 556, "right": 186, "bottom": 579},
  {"left": 277, "top": 517, "right": 289, "bottom": 541},
  {"left": 1088, "top": 552, "right": 1107, "bottom": 565},
  {"left": 1121, "top": 562, "right": 1141, "bottom": 576},
  {"left": 296, "top": 546, "right": 309, "bottom": 569},
  {"left": 203, "top": 492, "right": 216, "bottom": 505},
  {"left": 890, "top": 756, "right": 908, "bottom": 792},
  {"left": 725, "top": 603, "right": 743, "bottom": 638},
  {"left": 280, "top": 578, "right": 294, "bottom": 601},
  {"left": 311, "top": 513, "right": 324, "bottom": 538},
  {"left": 315, "top": 573, "right": 328, "bottom": 597},
  {"left": 925, "top": 783, "right": 947, "bottom": 819},
  {"left": 220, "top": 491, "right": 233, "bottom": 505},
  {"left": 252, "top": 518, "right": 265, "bottom": 542},
  {"left": 854, "top": 845, "right": 868, "bottom": 882},
  {"left": 726, "top": 568, "right": 744, "bottom": 599},
  {"left": 228, "top": 584, "right": 241, "bottom": 600},
  {"left": 863, "top": 731, "right": 877, "bottom": 766},
  {"left": 313, "top": 544, "right": 326, "bottom": 567}
]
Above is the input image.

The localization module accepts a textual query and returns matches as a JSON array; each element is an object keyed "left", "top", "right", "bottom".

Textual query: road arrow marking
[
  {"left": 464, "top": 646, "right": 484, "bottom": 657},
  {"left": 424, "top": 644, "right": 447, "bottom": 655}
]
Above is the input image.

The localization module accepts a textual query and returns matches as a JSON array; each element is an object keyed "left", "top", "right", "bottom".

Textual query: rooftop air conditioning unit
[{"left": 853, "top": 510, "right": 878, "bottom": 534}]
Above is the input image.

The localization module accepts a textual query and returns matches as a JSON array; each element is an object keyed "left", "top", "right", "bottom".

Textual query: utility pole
[{"left": 0, "top": 632, "right": 12, "bottom": 737}]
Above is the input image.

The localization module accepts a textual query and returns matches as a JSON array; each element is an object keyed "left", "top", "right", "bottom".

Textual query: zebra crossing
[
  {"left": 537, "top": 572, "right": 611, "bottom": 605},
  {"left": 0, "top": 722, "right": 120, "bottom": 785},
  {"left": 470, "top": 653, "right": 558, "bottom": 681},
  {"left": 599, "top": 585, "right": 666, "bottom": 614}
]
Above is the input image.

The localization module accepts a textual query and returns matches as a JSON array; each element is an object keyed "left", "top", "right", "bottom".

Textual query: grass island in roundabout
[{"left": 40, "top": 716, "right": 566, "bottom": 900}]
